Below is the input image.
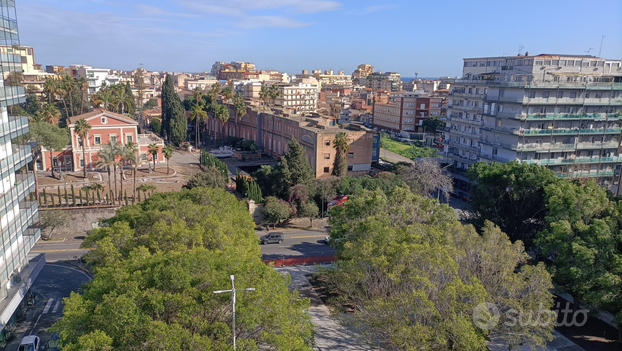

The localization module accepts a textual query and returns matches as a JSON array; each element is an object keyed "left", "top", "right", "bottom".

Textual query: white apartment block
[
  {"left": 274, "top": 82, "right": 319, "bottom": 113},
  {"left": 444, "top": 54, "right": 622, "bottom": 189},
  {"left": 70, "top": 65, "right": 122, "bottom": 93}
]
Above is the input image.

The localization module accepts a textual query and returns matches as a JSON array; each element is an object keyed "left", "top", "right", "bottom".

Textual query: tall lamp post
[{"left": 213, "top": 275, "right": 255, "bottom": 350}]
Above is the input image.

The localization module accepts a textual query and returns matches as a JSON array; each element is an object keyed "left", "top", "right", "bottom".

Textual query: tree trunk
[
  {"left": 113, "top": 164, "right": 118, "bottom": 205},
  {"left": 33, "top": 152, "right": 39, "bottom": 200},
  {"left": 50, "top": 152, "right": 55, "bottom": 178},
  {"left": 81, "top": 140, "right": 87, "bottom": 178},
  {"left": 60, "top": 95, "right": 68, "bottom": 118},
  {"left": 120, "top": 163, "right": 124, "bottom": 203},
  {"left": 167, "top": 159, "right": 170, "bottom": 175},
  {"left": 80, "top": 90, "right": 84, "bottom": 114},
  {"left": 133, "top": 165, "right": 137, "bottom": 202},
  {"left": 107, "top": 169, "right": 112, "bottom": 205},
  {"left": 153, "top": 155, "right": 156, "bottom": 171},
  {"left": 68, "top": 91, "right": 74, "bottom": 117}
]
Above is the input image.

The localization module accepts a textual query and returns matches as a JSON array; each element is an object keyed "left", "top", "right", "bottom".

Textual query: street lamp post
[{"left": 213, "top": 275, "right": 255, "bottom": 350}]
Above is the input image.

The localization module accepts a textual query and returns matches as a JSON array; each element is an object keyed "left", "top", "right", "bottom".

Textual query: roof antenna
[
  {"left": 585, "top": 47, "right": 593, "bottom": 55},
  {"left": 598, "top": 35, "right": 605, "bottom": 57},
  {"left": 517, "top": 45, "right": 525, "bottom": 56}
]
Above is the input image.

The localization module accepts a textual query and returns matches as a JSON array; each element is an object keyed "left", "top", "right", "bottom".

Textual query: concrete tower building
[
  {"left": 444, "top": 54, "right": 622, "bottom": 190},
  {"left": 0, "top": 0, "right": 44, "bottom": 342}
]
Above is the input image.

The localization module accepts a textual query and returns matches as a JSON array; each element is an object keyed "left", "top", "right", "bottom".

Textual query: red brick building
[{"left": 40, "top": 110, "right": 164, "bottom": 172}]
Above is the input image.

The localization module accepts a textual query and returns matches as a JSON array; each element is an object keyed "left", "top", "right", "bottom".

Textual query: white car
[
  {"left": 325, "top": 236, "right": 330, "bottom": 244},
  {"left": 18, "top": 335, "right": 40, "bottom": 351}
]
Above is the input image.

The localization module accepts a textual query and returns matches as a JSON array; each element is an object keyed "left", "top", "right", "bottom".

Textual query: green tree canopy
[
  {"left": 185, "top": 167, "right": 227, "bottom": 190},
  {"left": 467, "top": 161, "right": 558, "bottom": 249},
  {"left": 53, "top": 188, "right": 314, "bottom": 350},
  {"left": 323, "top": 187, "right": 555, "bottom": 349},
  {"left": 262, "top": 196, "right": 291, "bottom": 228}
]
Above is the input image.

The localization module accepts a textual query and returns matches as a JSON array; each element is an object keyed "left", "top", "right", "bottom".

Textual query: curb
[
  {"left": 37, "top": 238, "right": 66, "bottom": 244},
  {"left": 62, "top": 260, "right": 94, "bottom": 279}
]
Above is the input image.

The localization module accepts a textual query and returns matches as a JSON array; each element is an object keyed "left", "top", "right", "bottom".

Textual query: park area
[{"left": 380, "top": 133, "right": 438, "bottom": 160}]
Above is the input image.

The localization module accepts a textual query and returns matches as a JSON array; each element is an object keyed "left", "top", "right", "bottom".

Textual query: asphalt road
[
  {"left": 31, "top": 242, "right": 90, "bottom": 262},
  {"left": 5, "top": 262, "right": 91, "bottom": 350},
  {"left": 256, "top": 228, "right": 334, "bottom": 260}
]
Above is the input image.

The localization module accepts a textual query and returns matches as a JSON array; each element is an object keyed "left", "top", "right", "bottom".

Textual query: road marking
[
  {"left": 52, "top": 299, "right": 61, "bottom": 313},
  {"left": 289, "top": 235, "right": 328, "bottom": 239},
  {"left": 47, "top": 263, "right": 93, "bottom": 280},
  {"left": 31, "top": 248, "right": 93, "bottom": 253},
  {"left": 42, "top": 298, "right": 54, "bottom": 314}
]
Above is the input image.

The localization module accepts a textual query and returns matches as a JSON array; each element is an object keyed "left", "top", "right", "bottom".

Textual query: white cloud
[
  {"left": 173, "top": 0, "right": 340, "bottom": 16},
  {"left": 347, "top": 5, "right": 396, "bottom": 15},
  {"left": 236, "top": 16, "right": 310, "bottom": 29},
  {"left": 134, "top": 4, "right": 200, "bottom": 18}
]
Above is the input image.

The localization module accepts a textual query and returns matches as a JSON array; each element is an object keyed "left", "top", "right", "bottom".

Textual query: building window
[
  {"left": 535, "top": 60, "right": 543, "bottom": 65},
  {"left": 80, "top": 158, "right": 84, "bottom": 167},
  {"left": 347, "top": 165, "right": 353, "bottom": 171},
  {"left": 110, "top": 135, "right": 117, "bottom": 143},
  {"left": 324, "top": 153, "right": 330, "bottom": 159},
  {"left": 101, "top": 117, "right": 107, "bottom": 124},
  {"left": 126, "top": 135, "right": 133, "bottom": 144},
  {"left": 348, "top": 152, "right": 354, "bottom": 159},
  {"left": 52, "top": 157, "right": 59, "bottom": 167},
  {"left": 94, "top": 136, "right": 101, "bottom": 145},
  {"left": 529, "top": 91, "right": 536, "bottom": 98},
  {"left": 324, "top": 140, "right": 330, "bottom": 146},
  {"left": 570, "top": 92, "right": 577, "bottom": 99},
  {"left": 542, "top": 91, "right": 549, "bottom": 98},
  {"left": 323, "top": 167, "right": 329, "bottom": 173},
  {"left": 556, "top": 91, "right": 563, "bottom": 98}
]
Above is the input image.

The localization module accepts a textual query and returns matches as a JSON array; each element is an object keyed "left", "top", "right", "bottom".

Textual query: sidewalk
[{"left": 275, "top": 266, "right": 378, "bottom": 351}]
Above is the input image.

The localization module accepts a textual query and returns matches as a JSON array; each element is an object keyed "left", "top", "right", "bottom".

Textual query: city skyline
[{"left": 18, "top": 0, "right": 622, "bottom": 76}]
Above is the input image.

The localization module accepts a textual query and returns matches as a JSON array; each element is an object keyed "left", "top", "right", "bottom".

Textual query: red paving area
[
  {"left": 263, "top": 255, "right": 335, "bottom": 266},
  {"left": 554, "top": 296, "right": 621, "bottom": 351}
]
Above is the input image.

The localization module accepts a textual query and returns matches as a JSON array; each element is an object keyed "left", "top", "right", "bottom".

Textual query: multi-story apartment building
[
  {"left": 70, "top": 65, "right": 122, "bottom": 93},
  {"left": 0, "top": 1, "right": 44, "bottom": 343},
  {"left": 351, "top": 64, "right": 374, "bottom": 85},
  {"left": 0, "top": 45, "right": 38, "bottom": 73},
  {"left": 40, "top": 110, "right": 164, "bottom": 172},
  {"left": 273, "top": 82, "right": 319, "bottom": 114},
  {"left": 207, "top": 108, "right": 379, "bottom": 177},
  {"left": 372, "top": 92, "right": 442, "bottom": 132},
  {"left": 445, "top": 54, "right": 622, "bottom": 189},
  {"left": 366, "top": 72, "right": 402, "bottom": 92}
]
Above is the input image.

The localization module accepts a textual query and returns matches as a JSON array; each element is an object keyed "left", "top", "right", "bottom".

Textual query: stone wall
[{"left": 40, "top": 207, "right": 119, "bottom": 237}]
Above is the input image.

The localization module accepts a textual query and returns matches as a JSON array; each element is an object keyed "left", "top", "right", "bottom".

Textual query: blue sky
[{"left": 18, "top": 0, "right": 622, "bottom": 77}]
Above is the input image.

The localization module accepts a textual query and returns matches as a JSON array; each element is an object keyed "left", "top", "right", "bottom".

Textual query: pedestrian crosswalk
[{"left": 42, "top": 298, "right": 62, "bottom": 314}]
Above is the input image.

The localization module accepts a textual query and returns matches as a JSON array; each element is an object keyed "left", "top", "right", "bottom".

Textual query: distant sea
[{"left": 401, "top": 77, "right": 438, "bottom": 82}]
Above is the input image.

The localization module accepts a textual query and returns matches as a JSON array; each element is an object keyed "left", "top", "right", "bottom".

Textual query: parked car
[
  {"left": 260, "top": 233, "right": 284, "bottom": 244},
  {"left": 18, "top": 335, "right": 40, "bottom": 351},
  {"left": 327, "top": 195, "right": 349, "bottom": 209},
  {"left": 324, "top": 236, "right": 330, "bottom": 244}
]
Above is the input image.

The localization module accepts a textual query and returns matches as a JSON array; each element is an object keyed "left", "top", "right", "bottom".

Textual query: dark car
[
  {"left": 261, "top": 233, "right": 284, "bottom": 244},
  {"left": 45, "top": 333, "right": 60, "bottom": 351}
]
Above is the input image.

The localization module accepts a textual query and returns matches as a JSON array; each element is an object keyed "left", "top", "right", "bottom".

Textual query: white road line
[
  {"left": 42, "top": 298, "right": 54, "bottom": 314},
  {"left": 52, "top": 299, "right": 61, "bottom": 313},
  {"left": 47, "top": 263, "right": 93, "bottom": 280}
]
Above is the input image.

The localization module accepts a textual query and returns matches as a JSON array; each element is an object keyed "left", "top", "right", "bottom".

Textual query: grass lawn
[{"left": 380, "top": 134, "right": 438, "bottom": 160}]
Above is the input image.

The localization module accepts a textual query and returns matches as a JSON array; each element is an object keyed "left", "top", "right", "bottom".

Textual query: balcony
[
  {"left": 0, "top": 173, "right": 35, "bottom": 218},
  {"left": 0, "top": 17, "right": 17, "bottom": 35},
  {"left": 524, "top": 156, "right": 622, "bottom": 166},
  {"left": 446, "top": 129, "right": 482, "bottom": 140},
  {"left": 556, "top": 171, "right": 616, "bottom": 178},
  {"left": 521, "top": 127, "right": 621, "bottom": 136},
  {"left": 448, "top": 141, "right": 480, "bottom": 154},
  {"left": 449, "top": 105, "right": 484, "bottom": 113},
  {"left": 445, "top": 153, "right": 478, "bottom": 165},
  {"left": 448, "top": 116, "right": 483, "bottom": 127},
  {"left": 516, "top": 141, "right": 620, "bottom": 152},
  {"left": 454, "top": 79, "right": 622, "bottom": 90},
  {"left": 480, "top": 139, "right": 518, "bottom": 150},
  {"left": 0, "top": 116, "right": 28, "bottom": 144},
  {"left": 480, "top": 125, "right": 522, "bottom": 135},
  {"left": 480, "top": 154, "right": 514, "bottom": 163},
  {"left": 450, "top": 92, "right": 485, "bottom": 99},
  {"left": 524, "top": 113, "right": 622, "bottom": 121},
  {"left": 0, "top": 86, "right": 25, "bottom": 107},
  {"left": 0, "top": 145, "right": 32, "bottom": 179},
  {"left": 0, "top": 53, "right": 22, "bottom": 73}
]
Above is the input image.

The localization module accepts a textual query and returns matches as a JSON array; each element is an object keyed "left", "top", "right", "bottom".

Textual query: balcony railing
[
  {"left": 523, "top": 156, "right": 622, "bottom": 166},
  {"left": 480, "top": 154, "right": 514, "bottom": 163},
  {"left": 522, "top": 128, "right": 622, "bottom": 135},
  {"left": 448, "top": 141, "right": 480, "bottom": 153},
  {"left": 556, "top": 171, "right": 616, "bottom": 178},
  {"left": 0, "top": 173, "right": 35, "bottom": 218},
  {"left": 0, "top": 85, "right": 25, "bottom": 107},
  {"left": 524, "top": 113, "right": 622, "bottom": 121},
  {"left": 0, "top": 145, "right": 32, "bottom": 178},
  {"left": 0, "top": 17, "right": 17, "bottom": 34},
  {"left": 516, "top": 141, "right": 620, "bottom": 151},
  {"left": 0, "top": 116, "right": 28, "bottom": 143},
  {"left": 454, "top": 79, "right": 622, "bottom": 90}
]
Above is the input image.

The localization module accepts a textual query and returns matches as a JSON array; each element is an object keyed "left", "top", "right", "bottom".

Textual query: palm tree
[
  {"left": 148, "top": 143, "right": 159, "bottom": 171},
  {"left": 55, "top": 81, "right": 69, "bottom": 118},
  {"left": 61, "top": 75, "right": 76, "bottom": 117},
  {"left": 163, "top": 144, "right": 174, "bottom": 175},
  {"left": 78, "top": 77, "right": 89, "bottom": 114},
  {"left": 95, "top": 143, "right": 117, "bottom": 205},
  {"left": 214, "top": 104, "right": 230, "bottom": 146},
  {"left": 221, "top": 86, "right": 234, "bottom": 104},
  {"left": 259, "top": 86, "right": 270, "bottom": 110},
  {"left": 189, "top": 103, "right": 207, "bottom": 148},
  {"left": 43, "top": 79, "right": 57, "bottom": 104},
  {"left": 40, "top": 104, "right": 61, "bottom": 124},
  {"left": 117, "top": 143, "right": 133, "bottom": 203},
  {"left": 269, "top": 84, "right": 280, "bottom": 107},
  {"left": 332, "top": 132, "right": 350, "bottom": 177},
  {"left": 74, "top": 118, "right": 92, "bottom": 179},
  {"left": 208, "top": 82, "right": 221, "bottom": 103},
  {"left": 88, "top": 182, "right": 104, "bottom": 204},
  {"left": 233, "top": 92, "right": 247, "bottom": 138},
  {"left": 112, "top": 84, "right": 133, "bottom": 115},
  {"left": 123, "top": 142, "right": 139, "bottom": 202}
]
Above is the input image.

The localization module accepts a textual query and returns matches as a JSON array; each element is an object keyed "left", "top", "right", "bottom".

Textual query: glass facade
[{"left": 0, "top": 0, "right": 42, "bottom": 342}]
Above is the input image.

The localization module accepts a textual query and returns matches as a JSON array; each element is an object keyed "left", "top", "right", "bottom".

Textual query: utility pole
[
  {"left": 213, "top": 275, "right": 255, "bottom": 350},
  {"left": 598, "top": 35, "right": 605, "bottom": 57},
  {"left": 137, "top": 64, "right": 145, "bottom": 130}
]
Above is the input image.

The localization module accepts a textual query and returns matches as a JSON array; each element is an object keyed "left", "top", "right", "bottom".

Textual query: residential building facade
[
  {"left": 273, "top": 82, "right": 319, "bottom": 114},
  {"left": 444, "top": 54, "right": 622, "bottom": 190},
  {"left": 207, "top": 108, "right": 377, "bottom": 177},
  {"left": 0, "top": 45, "right": 38, "bottom": 73},
  {"left": 372, "top": 92, "right": 442, "bottom": 132},
  {"left": 366, "top": 72, "right": 402, "bottom": 92},
  {"left": 0, "top": 1, "right": 44, "bottom": 343},
  {"left": 40, "top": 110, "right": 164, "bottom": 172},
  {"left": 70, "top": 65, "right": 122, "bottom": 93}
]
